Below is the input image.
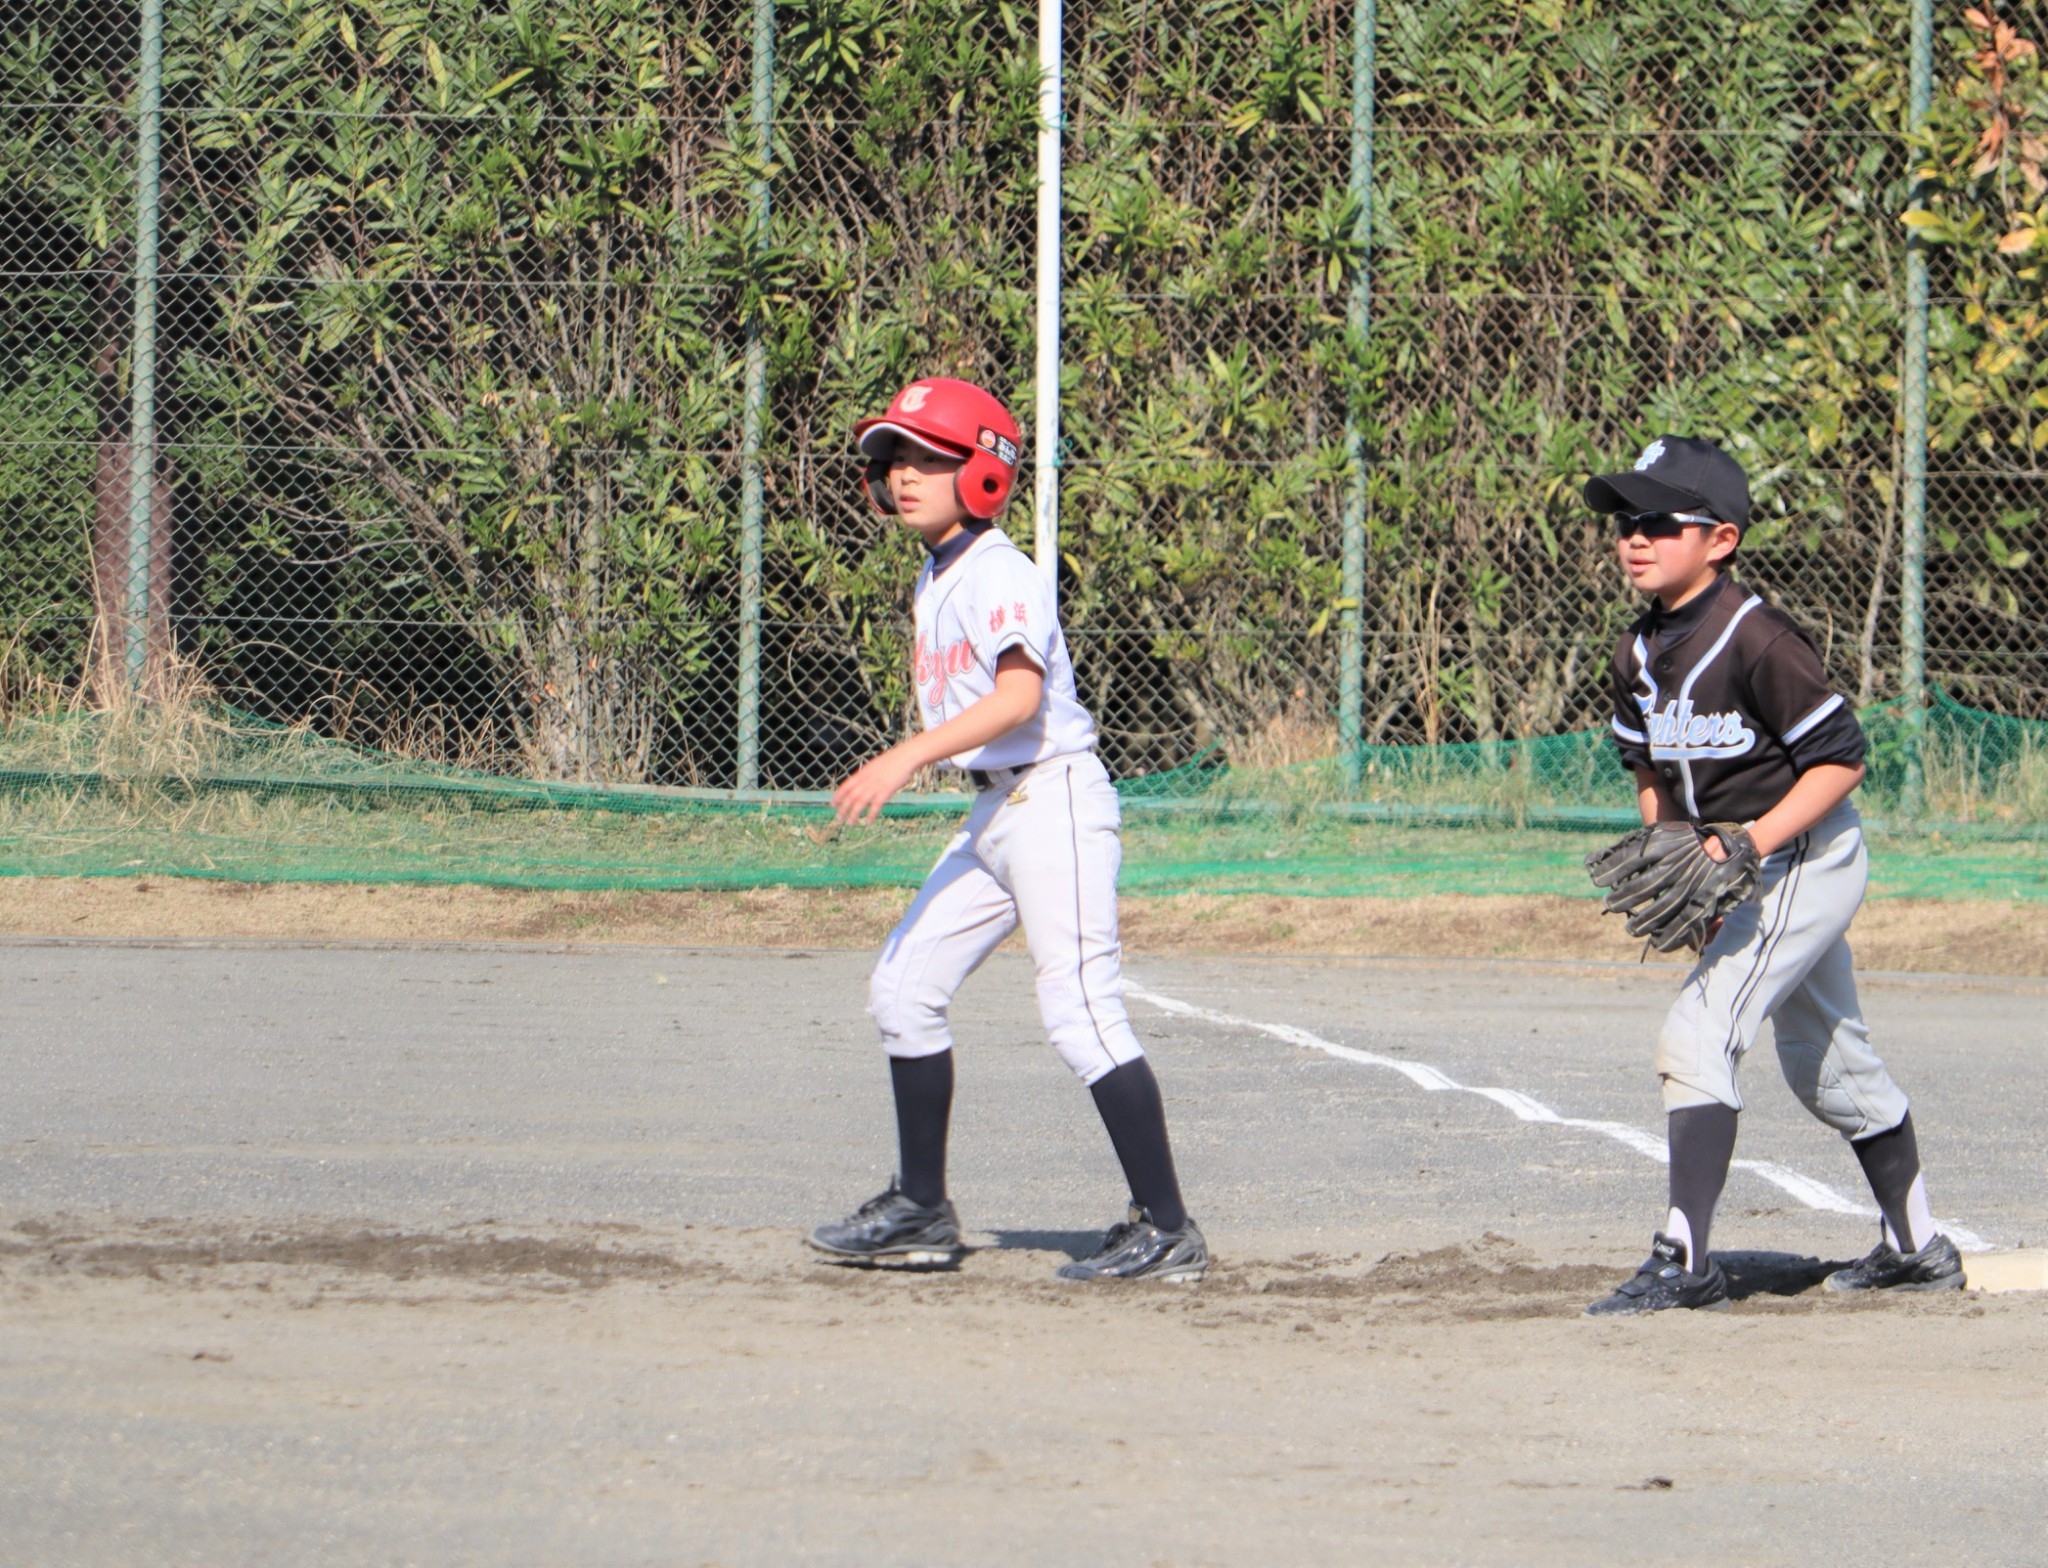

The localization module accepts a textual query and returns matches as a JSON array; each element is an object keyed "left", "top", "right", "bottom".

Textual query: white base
[{"left": 1963, "top": 1249, "right": 2048, "bottom": 1294}]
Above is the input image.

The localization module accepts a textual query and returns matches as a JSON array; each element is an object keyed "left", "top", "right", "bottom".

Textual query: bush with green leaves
[
  {"left": 2, "top": 0, "right": 2042, "bottom": 788},
  {"left": 1901, "top": 2, "right": 2048, "bottom": 709}
]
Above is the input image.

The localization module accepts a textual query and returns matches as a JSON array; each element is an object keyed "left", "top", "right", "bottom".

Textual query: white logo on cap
[
  {"left": 899, "top": 385, "right": 930, "bottom": 412},
  {"left": 1634, "top": 439, "right": 1666, "bottom": 472}
]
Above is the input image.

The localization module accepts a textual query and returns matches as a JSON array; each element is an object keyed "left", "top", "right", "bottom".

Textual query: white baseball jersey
[
  {"left": 911, "top": 529, "right": 1096, "bottom": 770},
  {"left": 872, "top": 530, "right": 1142, "bottom": 1086}
]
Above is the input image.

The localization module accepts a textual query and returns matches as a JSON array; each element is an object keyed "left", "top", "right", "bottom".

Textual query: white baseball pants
[
  {"left": 869, "top": 751, "right": 1146, "bottom": 1085},
  {"left": 1656, "top": 802, "right": 1911, "bottom": 1136}
]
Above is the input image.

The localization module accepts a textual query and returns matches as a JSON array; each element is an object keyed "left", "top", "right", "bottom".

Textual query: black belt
[{"left": 969, "top": 765, "right": 1030, "bottom": 791}]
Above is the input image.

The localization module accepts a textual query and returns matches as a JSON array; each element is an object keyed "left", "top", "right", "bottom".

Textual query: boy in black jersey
[{"left": 1579, "top": 436, "right": 1963, "bottom": 1316}]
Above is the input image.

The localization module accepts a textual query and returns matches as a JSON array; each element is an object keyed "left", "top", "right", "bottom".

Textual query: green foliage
[
  {"left": 0, "top": 360, "right": 98, "bottom": 695},
  {"left": 3, "top": 0, "right": 2043, "bottom": 786},
  {"left": 1900, "top": 3, "right": 2048, "bottom": 670},
  {"left": 1363, "top": 0, "right": 1921, "bottom": 740},
  {"left": 187, "top": 0, "right": 747, "bottom": 780}
]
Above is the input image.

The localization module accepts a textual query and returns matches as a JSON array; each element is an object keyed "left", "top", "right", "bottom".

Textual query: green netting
[{"left": 0, "top": 694, "right": 2043, "bottom": 899}]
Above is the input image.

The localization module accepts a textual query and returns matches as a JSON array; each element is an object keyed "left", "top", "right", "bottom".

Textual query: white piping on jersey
[
  {"left": 1674, "top": 594, "right": 1761, "bottom": 706},
  {"left": 1631, "top": 633, "right": 1659, "bottom": 718},
  {"left": 1780, "top": 691, "right": 1845, "bottom": 745},
  {"left": 1629, "top": 596, "right": 1764, "bottom": 818},
  {"left": 1672, "top": 595, "right": 1761, "bottom": 817}
]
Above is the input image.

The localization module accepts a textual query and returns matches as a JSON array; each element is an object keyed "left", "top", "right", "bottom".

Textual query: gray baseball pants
[{"left": 1656, "top": 801, "right": 1911, "bottom": 1136}]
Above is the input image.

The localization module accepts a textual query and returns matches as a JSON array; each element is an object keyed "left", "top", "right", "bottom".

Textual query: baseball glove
[{"left": 1584, "top": 820, "right": 1762, "bottom": 954}]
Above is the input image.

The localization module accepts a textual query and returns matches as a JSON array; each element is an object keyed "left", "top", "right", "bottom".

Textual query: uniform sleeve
[
  {"left": 1609, "top": 636, "right": 1651, "bottom": 773},
  {"left": 968, "top": 549, "right": 1057, "bottom": 673},
  {"left": 1747, "top": 626, "right": 1869, "bottom": 773}
]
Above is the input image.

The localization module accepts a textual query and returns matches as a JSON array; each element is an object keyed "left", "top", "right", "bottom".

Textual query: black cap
[{"left": 1584, "top": 436, "right": 1751, "bottom": 531}]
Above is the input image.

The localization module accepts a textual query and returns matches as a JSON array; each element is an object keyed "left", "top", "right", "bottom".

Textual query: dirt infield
[
  {"left": 3, "top": 875, "right": 2044, "bottom": 974},
  {"left": 6, "top": 1216, "right": 2043, "bottom": 1567},
  {"left": 5, "top": 936, "right": 2043, "bottom": 1565}
]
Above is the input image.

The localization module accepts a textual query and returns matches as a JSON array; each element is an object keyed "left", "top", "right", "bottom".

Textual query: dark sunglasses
[{"left": 1614, "top": 510, "right": 1718, "bottom": 540}]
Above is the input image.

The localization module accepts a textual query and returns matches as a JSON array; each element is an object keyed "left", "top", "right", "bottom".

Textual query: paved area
[
  {"left": 2, "top": 939, "right": 2044, "bottom": 1565},
  {"left": 4, "top": 940, "right": 2039, "bottom": 1254}
]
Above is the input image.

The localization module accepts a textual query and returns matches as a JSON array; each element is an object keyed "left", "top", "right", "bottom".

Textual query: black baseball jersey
[{"left": 1609, "top": 572, "right": 1867, "bottom": 823}]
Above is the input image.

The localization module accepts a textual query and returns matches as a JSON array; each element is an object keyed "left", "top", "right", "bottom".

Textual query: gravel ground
[{"left": 3, "top": 937, "right": 2043, "bottom": 1566}]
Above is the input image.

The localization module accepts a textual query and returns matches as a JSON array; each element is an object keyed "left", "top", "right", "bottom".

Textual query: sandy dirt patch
[
  {"left": 1, "top": 875, "right": 2043, "bottom": 975},
  {"left": 4, "top": 1216, "right": 2042, "bottom": 1567}
]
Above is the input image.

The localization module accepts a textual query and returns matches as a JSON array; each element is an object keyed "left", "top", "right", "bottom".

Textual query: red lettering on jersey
[
  {"left": 989, "top": 606, "right": 1006, "bottom": 633},
  {"left": 913, "top": 632, "right": 978, "bottom": 708},
  {"left": 1013, "top": 600, "right": 1028, "bottom": 625}
]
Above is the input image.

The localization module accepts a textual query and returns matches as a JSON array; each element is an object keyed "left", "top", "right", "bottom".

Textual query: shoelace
[
  {"left": 856, "top": 1189, "right": 907, "bottom": 1221},
  {"left": 1094, "top": 1220, "right": 1142, "bottom": 1256}
]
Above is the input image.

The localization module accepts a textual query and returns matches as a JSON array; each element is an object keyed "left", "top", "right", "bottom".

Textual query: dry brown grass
[
  {"left": 1, "top": 652, "right": 239, "bottom": 780},
  {"left": 1, "top": 877, "right": 2040, "bottom": 976},
  {"left": 1223, "top": 701, "right": 1339, "bottom": 770}
]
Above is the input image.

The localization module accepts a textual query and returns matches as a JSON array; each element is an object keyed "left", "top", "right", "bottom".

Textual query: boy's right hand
[
  {"left": 832, "top": 747, "right": 918, "bottom": 826},
  {"left": 830, "top": 651, "right": 1044, "bottom": 826}
]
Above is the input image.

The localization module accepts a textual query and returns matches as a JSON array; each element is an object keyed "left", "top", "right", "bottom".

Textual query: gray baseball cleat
[
  {"left": 1056, "top": 1206, "right": 1208, "bottom": 1283},
  {"left": 808, "top": 1181, "right": 965, "bottom": 1270},
  {"left": 1824, "top": 1231, "right": 1965, "bottom": 1294},
  {"left": 1585, "top": 1233, "right": 1731, "bottom": 1316}
]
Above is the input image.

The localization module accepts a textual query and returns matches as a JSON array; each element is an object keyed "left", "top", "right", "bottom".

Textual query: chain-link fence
[{"left": 4, "top": 0, "right": 2045, "bottom": 801}]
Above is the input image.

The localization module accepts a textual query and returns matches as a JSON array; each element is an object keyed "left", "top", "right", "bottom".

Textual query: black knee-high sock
[
  {"left": 890, "top": 1052, "right": 953, "bottom": 1209},
  {"left": 1852, "top": 1112, "right": 1932, "bottom": 1253},
  {"left": 1089, "top": 1058, "right": 1188, "bottom": 1232},
  {"left": 1666, "top": 1103, "right": 1739, "bottom": 1270}
]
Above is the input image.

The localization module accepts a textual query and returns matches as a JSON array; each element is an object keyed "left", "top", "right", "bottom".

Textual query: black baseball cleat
[
  {"left": 1824, "top": 1232, "right": 1965, "bottom": 1294},
  {"left": 1056, "top": 1206, "right": 1208, "bottom": 1283},
  {"left": 808, "top": 1182, "right": 965, "bottom": 1270},
  {"left": 1585, "top": 1233, "right": 1731, "bottom": 1317}
]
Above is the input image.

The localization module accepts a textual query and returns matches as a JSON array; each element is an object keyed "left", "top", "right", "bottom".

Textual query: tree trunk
[
  {"left": 517, "top": 473, "right": 656, "bottom": 783},
  {"left": 89, "top": 436, "right": 175, "bottom": 700}
]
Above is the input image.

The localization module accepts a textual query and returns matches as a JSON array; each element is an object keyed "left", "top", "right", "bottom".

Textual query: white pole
[
  {"left": 127, "top": 0, "right": 165, "bottom": 691},
  {"left": 1034, "top": 0, "right": 1062, "bottom": 594},
  {"left": 737, "top": 0, "right": 773, "bottom": 789}
]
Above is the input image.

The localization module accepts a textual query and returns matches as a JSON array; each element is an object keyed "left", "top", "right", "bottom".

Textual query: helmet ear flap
[
  {"left": 954, "top": 450, "right": 1013, "bottom": 521},
  {"left": 863, "top": 461, "right": 898, "bottom": 515}
]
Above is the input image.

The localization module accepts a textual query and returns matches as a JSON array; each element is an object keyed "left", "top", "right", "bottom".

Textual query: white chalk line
[{"left": 1125, "top": 982, "right": 1992, "bottom": 1252}]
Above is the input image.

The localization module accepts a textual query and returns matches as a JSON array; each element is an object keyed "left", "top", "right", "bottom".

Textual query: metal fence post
[
  {"left": 736, "top": 0, "right": 773, "bottom": 790},
  {"left": 126, "top": 0, "right": 165, "bottom": 693},
  {"left": 1338, "top": 0, "right": 1375, "bottom": 794},
  {"left": 1034, "top": 0, "right": 1063, "bottom": 594},
  {"left": 1898, "top": 0, "right": 1933, "bottom": 817}
]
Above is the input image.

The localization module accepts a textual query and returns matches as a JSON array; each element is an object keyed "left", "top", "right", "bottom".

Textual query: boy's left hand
[{"left": 833, "top": 747, "right": 919, "bottom": 826}]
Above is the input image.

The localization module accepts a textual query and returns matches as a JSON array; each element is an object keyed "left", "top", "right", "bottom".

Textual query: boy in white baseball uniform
[
  {"left": 1580, "top": 435, "right": 1961, "bottom": 1315},
  {"left": 808, "top": 377, "right": 1207, "bottom": 1282}
]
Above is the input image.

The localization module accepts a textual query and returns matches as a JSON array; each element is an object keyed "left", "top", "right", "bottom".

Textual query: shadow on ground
[
  {"left": 986, "top": 1228, "right": 1106, "bottom": 1259},
  {"left": 1717, "top": 1250, "right": 1846, "bottom": 1300}
]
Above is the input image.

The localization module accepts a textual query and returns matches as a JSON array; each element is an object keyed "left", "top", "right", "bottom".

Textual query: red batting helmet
[{"left": 853, "top": 377, "right": 1022, "bottom": 521}]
